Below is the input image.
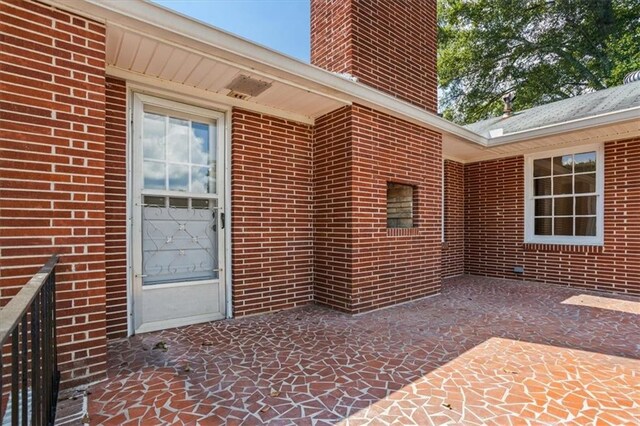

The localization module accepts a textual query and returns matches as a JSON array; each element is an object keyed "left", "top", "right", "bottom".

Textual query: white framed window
[{"left": 524, "top": 143, "right": 604, "bottom": 245}]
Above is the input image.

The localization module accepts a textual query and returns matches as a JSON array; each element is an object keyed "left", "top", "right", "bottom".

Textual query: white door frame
[{"left": 125, "top": 84, "right": 234, "bottom": 336}]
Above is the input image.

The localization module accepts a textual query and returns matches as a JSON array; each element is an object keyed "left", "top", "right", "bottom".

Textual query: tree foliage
[{"left": 438, "top": 0, "right": 640, "bottom": 124}]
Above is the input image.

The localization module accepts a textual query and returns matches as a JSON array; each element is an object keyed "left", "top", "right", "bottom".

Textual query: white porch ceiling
[
  {"left": 106, "top": 25, "right": 347, "bottom": 123},
  {"left": 98, "top": 6, "right": 638, "bottom": 164}
]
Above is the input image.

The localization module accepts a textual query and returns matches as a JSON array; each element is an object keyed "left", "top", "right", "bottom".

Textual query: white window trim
[{"left": 524, "top": 143, "right": 604, "bottom": 246}]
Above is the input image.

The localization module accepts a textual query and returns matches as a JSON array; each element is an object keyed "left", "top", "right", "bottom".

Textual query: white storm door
[{"left": 131, "top": 93, "right": 226, "bottom": 334}]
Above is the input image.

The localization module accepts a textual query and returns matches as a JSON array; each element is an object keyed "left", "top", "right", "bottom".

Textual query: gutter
[
  {"left": 44, "top": 0, "right": 639, "bottom": 150},
  {"left": 484, "top": 106, "right": 640, "bottom": 146},
  {"left": 43, "top": 0, "right": 484, "bottom": 145}
]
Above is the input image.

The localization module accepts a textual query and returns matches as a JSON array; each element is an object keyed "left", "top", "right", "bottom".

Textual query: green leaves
[{"left": 438, "top": 0, "right": 640, "bottom": 124}]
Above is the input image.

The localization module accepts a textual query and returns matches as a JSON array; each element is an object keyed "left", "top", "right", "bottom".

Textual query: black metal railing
[{"left": 1, "top": 255, "right": 60, "bottom": 426}]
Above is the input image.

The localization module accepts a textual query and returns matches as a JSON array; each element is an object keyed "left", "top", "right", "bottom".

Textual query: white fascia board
[
  {"left": 43, "top": 0, "right": 484, "bottom": 144},
  {"left": 43, "top": 0, "right": 637, "bottom": 152},
  {"left": 486, "top": 106, "right": 640, "bottom": 146}
]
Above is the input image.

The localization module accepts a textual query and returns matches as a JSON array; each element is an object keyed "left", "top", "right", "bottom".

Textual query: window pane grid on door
[
  {"left": 532, "top": 151, "right": 597, "bottom": 237},
  {"left": 142, "top": 195, "right": 217, "bottom": 209},
  {"left": 142, "top": 111, "right": 216, "bottom": 195}
]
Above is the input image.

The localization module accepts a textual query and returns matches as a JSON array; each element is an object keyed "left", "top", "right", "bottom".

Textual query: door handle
[{"left": 212, "top": 210, "right": 225, "bottom": 231}]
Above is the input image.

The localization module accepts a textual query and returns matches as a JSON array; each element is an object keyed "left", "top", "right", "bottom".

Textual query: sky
[{"left": 154, "top": 0, "right": 311, "bottom": 62}]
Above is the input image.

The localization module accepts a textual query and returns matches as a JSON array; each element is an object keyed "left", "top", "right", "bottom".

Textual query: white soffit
[
  {"left": 45, "top": 0, "right": 480, "bottom": 140},
  {"left": 106, "top": 26, "right": 344, "bottom": 124},
  {"left": 44, "top": 0, "right": 640, "bottom": 157}
]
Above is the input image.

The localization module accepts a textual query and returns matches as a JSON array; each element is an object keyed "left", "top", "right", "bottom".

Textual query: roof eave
[
  {"left": 44, "top": 0, "right": 484, "bottom": 144},
  {"left": 486, "top": 106, "right": 640, "bottom": 146},
  {"left": 41, "top": 0, "right": 638, "bottom": 152}
]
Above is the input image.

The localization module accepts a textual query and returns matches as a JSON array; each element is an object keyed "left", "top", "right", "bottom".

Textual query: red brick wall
[
  {"left": 443, "top": 159, "right": 464, "bottom": 278},
  {"left": 350, "top": 105, "right": 442, "bottom": 311},
  {"left": 310, "top": 0, "right": 352, "bottom": 76},
  {"left": 313, "top": 106, "right": 355, "bottom": 310},
  {"left": 231, "top": 109, "right": 314, "bottom": 316},
  {"left": 465, "top": 156, "right": 523, "bottom": 278},
  {"left": 0, "top": 0, "right": 107, "bottom": 385},
  {"left": 465, "top": 138, "right": 640, "bottom": 295},
  {"left": 313, "top": 104, "right": 443, "bottom": 312},
  {"left": 104, "top": 77, "right": 127, "bottom": 339},
  {"left": 310, "top": 0, "right": 438, "bottom": 113}
]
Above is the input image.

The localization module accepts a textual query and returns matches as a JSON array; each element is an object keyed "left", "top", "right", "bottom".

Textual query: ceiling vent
[
  {"left": 225, "top": 75, "right": 272, "bottom": 100},
  {"left": 227, "top": 91, "right": 250, "bottom": 101}
]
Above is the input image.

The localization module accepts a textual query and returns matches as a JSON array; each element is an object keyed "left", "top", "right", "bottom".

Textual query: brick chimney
[{"left": 311, "top": 0, "right": 438, "bottom": 113}]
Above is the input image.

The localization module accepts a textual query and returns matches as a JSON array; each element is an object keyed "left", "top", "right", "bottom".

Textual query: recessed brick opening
[{"left": 387, "top": 182, "right": 415, "bottom": 228}]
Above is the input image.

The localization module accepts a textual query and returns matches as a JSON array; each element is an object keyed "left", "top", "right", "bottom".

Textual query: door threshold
[{"left": 134, "top": 313, "right": 225, "bottom": 334}]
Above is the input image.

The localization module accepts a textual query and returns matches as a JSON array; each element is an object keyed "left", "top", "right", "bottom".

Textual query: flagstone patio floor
[{"left": 60, "top": 276, "right": 640, "bottom": 425}]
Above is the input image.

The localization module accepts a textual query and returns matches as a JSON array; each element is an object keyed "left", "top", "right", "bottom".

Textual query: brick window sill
[
  {"left": 387, "top": 227, "right": 420, "bottom": 236},
  {"left": 522, "top": 243, "right": 604, "bottom": 254}
]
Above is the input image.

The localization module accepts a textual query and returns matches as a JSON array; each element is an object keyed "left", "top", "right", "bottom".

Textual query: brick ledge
[
  {"left": 522, "top": 243, "right": 604, "bottom": 253},
  {"left": 387, "top": 228, "right": 420, "bottom": 236}
]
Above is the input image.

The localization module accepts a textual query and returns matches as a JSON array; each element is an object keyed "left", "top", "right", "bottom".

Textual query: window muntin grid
[
  {"left": 142, "top": 112, "right": 217, "bottom": 195},
  {"left": 532, "top": 151, "right": 597, "bottom": 237}
]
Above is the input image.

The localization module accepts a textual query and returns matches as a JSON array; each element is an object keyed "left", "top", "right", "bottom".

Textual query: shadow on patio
[{"left": 62, "top": 276, "right": 640, "bottom": 425}]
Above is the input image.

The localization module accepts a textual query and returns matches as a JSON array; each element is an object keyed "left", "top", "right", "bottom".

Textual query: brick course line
[
  {"left": 0, "top": 0, "right": 108, "bottom": 387},
  {"left": 311, "top": 0, "right": 437, "bottom": 112}
]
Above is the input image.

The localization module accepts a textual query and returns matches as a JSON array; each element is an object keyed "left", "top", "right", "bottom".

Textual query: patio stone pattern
[{"left": 84, "top": 276, "right": 640, "bottom": 425}]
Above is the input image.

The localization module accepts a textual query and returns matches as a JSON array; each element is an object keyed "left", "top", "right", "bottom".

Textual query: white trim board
[
  {"left": 41, "top": 0, "right": 640, "bottom": 157},
  {"left": 223, "top": 110, "right": 233, "bottom": 319},
  {"left": 45, "top": 0, "right": 480, "bottom": 143}
]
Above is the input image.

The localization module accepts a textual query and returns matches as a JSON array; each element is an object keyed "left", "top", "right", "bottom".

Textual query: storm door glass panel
[
  {"left": 143, "top": 113, "right": 165, "bottom": 160},
  {"left": 191, "top": 122, "right": 217, "bottom": 193},
  {"left": 142, "top": 196, "right": 219, "bottom": 285},
  {"left": 142, "top": 113, "right": 166, "bottom": 189},
  {"left": 141, "top": 113, "right": 217, "bottom": 193},
  {"left": 167, "top": 118, "right": 190, "bottom": 163},
  {"left": 140, "top": 109, "right": 219, "bottom": 286}
]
